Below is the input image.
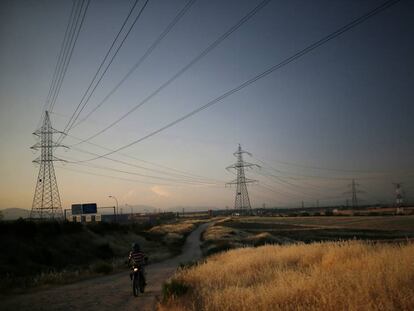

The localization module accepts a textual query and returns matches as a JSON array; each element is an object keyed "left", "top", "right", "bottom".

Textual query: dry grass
[
  {"left": 149, "top": 222, "right": 196, "bottom": 235},
  {"left": 160, "top": 241, "right": 414, "bottom": 311},
  {"left": 202, "top": 224, "right": 248, "bottom": 241},
  {"left": 200, "top": 222, "right": 296, "bottom": 256},
  {"left": 149, "top": 219, "right": 208, "bottom": 236},
  {"left": 148, "top": 219, "right": 210, "bottom": 248}
]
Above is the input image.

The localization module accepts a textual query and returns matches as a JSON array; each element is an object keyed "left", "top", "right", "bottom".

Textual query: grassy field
[
  {"left": 160, "top": 241, "right": 414, "bottom": 311},
  {"left": 200, "top": 216, "right": 414, "bottom": 256}
]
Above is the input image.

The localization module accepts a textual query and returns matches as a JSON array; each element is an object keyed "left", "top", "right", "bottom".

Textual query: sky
[{"left": 0, "top": 0, "right": 413, "bottom": 212}]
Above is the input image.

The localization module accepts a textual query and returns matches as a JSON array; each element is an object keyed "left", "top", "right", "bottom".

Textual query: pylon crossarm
[
  {"left": 33, "top": 128, "right": 66, "bottom": 137},
  {"left": 242, "top": 162, "right": 260, "bottom": 169},
  {"left": 233, "top": 150, "right": 252, "bottom": 157},
  {"left": 30, "top": 142, "right": 68, "bottom": 150},
  {"left": 244, "top": 178, "right": 258, "bottom": 184},
  {"left": 226, "top": 162, "right": 260, "bottom": 170}
]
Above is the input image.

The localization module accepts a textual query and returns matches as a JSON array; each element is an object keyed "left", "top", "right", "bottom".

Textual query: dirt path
[{"left": 1, "top": 223, "right": 210, "bottom": 311}]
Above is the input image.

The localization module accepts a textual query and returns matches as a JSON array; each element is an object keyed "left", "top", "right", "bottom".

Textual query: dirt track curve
[{"left": 1, "top": 223, "right": 210, "bottom": 311}]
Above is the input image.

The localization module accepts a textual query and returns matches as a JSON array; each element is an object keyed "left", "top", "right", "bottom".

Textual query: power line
[
  {"left": 72, "top": 0, "right": 273, "bottom": 145},
  {"left": 58, "top": 0, "right": 150, "bottom": 142},
  {"left": 38, "top": 0, "right": 78, "bottom": 125},
  {"left": 256, "top": 183, "right": 302, "bottom": 199},
  {"left": 38, "top": 0, "right": 89, "bottom": 127},
  {"left": 254, "top": 168, "right": 344, "bottom": 194},
  {"left": 253, "top": 156, "right": 354, "bottom": 181},
  {"left": 49, "top": 119, "right": 226, "bottom": 182},
  {"left": 258, "top": 156, "right": 411, "bottom": 175},
  {"left": 56, "top": 163, "right": 222, "bottom": 188},
  {"left": 267, "top": 159, "right": 381, "bottom": 174},
  {"left": 72, "top": 0, "right": 198, "bottom": 129},
  {"left": 257, "top": 182, "right": 348, "bottom": 203},
  {"left": 58, "top": 153, "right": 223, "bottom": 186},
  {"left": 58, "top": 144, "right": 225, "bottom": 184},
  {"left": 249, "top": 186, "right": 292, "bottom": 205},
  {"left": 49, "top": 0, "right": 91, "bottom": 113},
  {"left": 64, "top": 146, "right": 225, "bottom": 184},
  {"left": 60, "top": 132, "right": 225, "bottom": 183},
  {"left": 254, "top": 171, "right": 325, "bottom": 199},
  {"left": 56, "top": 164, "right": 169, "bottom": 186},
  {"left": 48, "top": 0, "right": 86, "bottom": 112},
  {"left": 76, "top": 0, "right": 401, "bottom": 162},
  {"left": 68, "top": 160, "right": 221, "bottom": 185}
]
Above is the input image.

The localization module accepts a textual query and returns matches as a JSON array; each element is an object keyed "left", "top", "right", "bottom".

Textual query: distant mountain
[{"left": 1, "top": 208, "right": 30, "bottom": 220}]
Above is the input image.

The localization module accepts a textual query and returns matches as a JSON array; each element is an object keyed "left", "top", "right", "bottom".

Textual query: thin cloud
[{"left": 150, "top": 186, "right": 170, "bottom": 197}]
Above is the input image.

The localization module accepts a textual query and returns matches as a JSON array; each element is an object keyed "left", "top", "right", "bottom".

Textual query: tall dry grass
[
  {"left": 149, "top": 219, "right": 208, "bottom": 236},
  {"left": 160, "top": 241, "right": 414, "bottom": 311}
]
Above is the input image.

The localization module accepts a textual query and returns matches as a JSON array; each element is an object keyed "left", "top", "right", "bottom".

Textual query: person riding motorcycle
[{"left": 128, "top": 242, "right": 147, "bottom": 285}]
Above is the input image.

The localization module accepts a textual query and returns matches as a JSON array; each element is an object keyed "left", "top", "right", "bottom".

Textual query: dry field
[
  {"left": 160, "top": 241, "right": 414, "bottom": 311},
  {"left": 200, "top": 215, "right": 414, "bottom": 256},
  {"left": 239, "top": 215, "right": 414, "bottom": 231}
]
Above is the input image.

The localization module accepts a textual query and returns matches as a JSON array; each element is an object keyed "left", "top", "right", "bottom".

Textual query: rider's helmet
[{"left": 132, "top": 242, "right": 140, "bottom": 252}]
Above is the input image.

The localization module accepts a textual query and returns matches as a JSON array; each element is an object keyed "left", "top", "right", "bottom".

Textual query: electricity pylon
[
  {"left": 344, "top": 179, "right": 364, "bottom": 209},
  {"left": 393, "top": 183, "right": 404, "bottom": 207},
  {"left": 226, "top": 144, "right": 259, "bottom": 215},
  {"left": 30, "top": 111, "right": 66, "bottom": 220}
]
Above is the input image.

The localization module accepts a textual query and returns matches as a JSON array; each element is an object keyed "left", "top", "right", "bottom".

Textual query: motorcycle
[{"left": 131, "top": 265, "right": 146, "bottom": 297}]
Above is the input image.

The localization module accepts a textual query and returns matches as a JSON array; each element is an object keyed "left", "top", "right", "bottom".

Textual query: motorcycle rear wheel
[
  {"left": 132, "top": 274, "right": 139, "bottom": 297},
  {"left": 139, "top": 276, "right": 145, "bottom": 293}
]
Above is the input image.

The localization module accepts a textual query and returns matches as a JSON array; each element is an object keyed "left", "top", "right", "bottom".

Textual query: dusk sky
[{"left": 1, "top": 0, "right": 413, "bottom": 212}]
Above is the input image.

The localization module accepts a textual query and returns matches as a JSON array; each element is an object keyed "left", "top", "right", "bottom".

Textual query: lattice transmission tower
[
  {"left": 226, "top": 144, "right": 259, "bottom": 214},
  {"left": 344, "top": 179, "right": 364, "bottom": 209},
  {"left": 30, "top": 111, "right": 66, "bottom": 220},
  {"left": 393, "top": 182, "right": 404, "bottom": 207}
]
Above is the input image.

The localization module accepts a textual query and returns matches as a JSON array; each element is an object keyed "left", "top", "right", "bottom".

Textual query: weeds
[{"left": 159, "top": 241, "right": 414, "bottom": 311}]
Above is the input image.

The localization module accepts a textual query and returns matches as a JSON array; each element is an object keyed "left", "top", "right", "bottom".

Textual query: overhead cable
[{"left": 77, "top": 0, "right": 401, "bottom": 162}]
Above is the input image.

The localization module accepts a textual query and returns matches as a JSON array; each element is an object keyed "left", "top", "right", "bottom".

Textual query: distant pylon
[
  {"left": 393, "top": 183, "right": 404, "bottom": 207},
  {"left": 351, "top": 179, "right": 358, "bottom": 208},
  {"left": 226, "top": 144, "right": 259, "bottom": 214},
  {"left": 344, "top": 179, "right": 364, "bottom": 209},
  {"left": 30, "top": 111, "right": 66, "bottom": 220}
]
